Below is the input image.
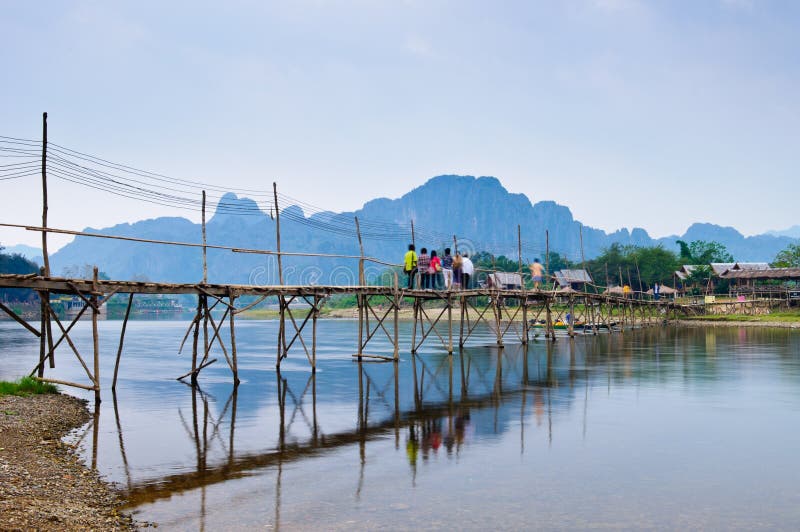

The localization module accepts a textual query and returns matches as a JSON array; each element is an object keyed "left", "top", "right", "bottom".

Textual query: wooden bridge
[
  {"left": 0, "top": 266, "right": 677, "bottom": 403},
  {"left": 0, "top": 116, "right": 679, "bottom": 401}
]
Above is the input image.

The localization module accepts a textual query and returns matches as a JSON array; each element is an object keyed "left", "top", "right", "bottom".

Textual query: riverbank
[
  {"left": 675, "top": 319, "right": 800, "bottom": 329},
  {"left": 0, "top": 393, "right": 137, "bottom": 530}
]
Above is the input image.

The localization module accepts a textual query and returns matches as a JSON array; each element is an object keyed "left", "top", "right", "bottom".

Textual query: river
[{"left": 1, "top": 320, "right": 799, "bottom": 529}]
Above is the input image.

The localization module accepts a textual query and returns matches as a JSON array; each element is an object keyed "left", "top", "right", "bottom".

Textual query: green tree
[
  {"left": 676, "top": 240, "right": 734, "bottom": 264},
  {"left": 0, "top": 249, "right": 40, "bottom": 302},
  {"left": 772, "top": 243, "right": 800, "bottom": 268},
  {"left": 586, "top": 243, "right": 679, "bottom": 289}
]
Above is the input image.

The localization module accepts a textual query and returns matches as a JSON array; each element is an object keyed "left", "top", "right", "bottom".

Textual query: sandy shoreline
[{"left": 0, "top": 393, "right": 137, "bottom": 531}]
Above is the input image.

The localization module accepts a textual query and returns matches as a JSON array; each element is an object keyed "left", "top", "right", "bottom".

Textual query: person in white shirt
[{"left": 461, "top": 253, "right": 474, "bottom": 290}]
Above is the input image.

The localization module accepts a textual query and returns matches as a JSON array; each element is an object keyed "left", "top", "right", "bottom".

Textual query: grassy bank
[
  {"left": 683, "top": 309, "right": 800, "bottom": 323},
  {"left": 0, "top": 376, "right": 58, "bottom": 396}
]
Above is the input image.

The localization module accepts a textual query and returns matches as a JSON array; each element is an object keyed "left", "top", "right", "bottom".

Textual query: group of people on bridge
[
  {"left": 403, "top": 244, "right": 474, "bottom": 290},
  {"left": 403, "top": 244, "right": 549, "bottom": 292}
]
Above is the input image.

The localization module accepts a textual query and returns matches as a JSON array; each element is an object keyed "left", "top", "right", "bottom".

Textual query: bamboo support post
[
  {"left": 393, "top": 272, "right": 399, "bottom": 360},
  {"left": 41, "top": 112, "right": 50, "bottom": 277},
  {"left": 229, "top": 290, "right": 240, "bottom": 385},
  {"left": 191, "top": 296, "right": 201, "bottom": 384},
  {"left": 92, "top": 267, "right": 101, "bottom": 403},
  {"left": 355, "top": 217, "right": 365, "bottom": 285},
  {"left": 202, "top": 190, "right": 208, "bottom": 284},
  {"left": 112, "top": 293, "right": 134, "bottom": 390},
  {"left": 38, "top": 292, "right": 46, "bottom": 378}
]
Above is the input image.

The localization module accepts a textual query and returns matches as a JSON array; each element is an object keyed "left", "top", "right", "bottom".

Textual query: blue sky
[{"left": 2, "top": 0, "right": 798, "bottom": 249}]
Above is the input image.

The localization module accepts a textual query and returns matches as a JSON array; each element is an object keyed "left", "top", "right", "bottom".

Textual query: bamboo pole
[
  {"left": 112, "top": 293, "right": 134, "bottom": 390},
  {"left": 229, "top": 290, "right": 240, "bottom": 385},
  {"left": 393, "top": 272, "right": 399, "bottom": 361},
  {"left": 273, "top": 182, "right": 283, "bottom": 284},
  {"left": 311, "top": 295, "right": 318, "bottom": 372},
  {"left": 447, "top": 294, "right": 453, "bottom": 354},
  {"left": 38, "top": 291, "right": 46, "bottom": 378},
  {"left": 34, "top": 376, "right": 95, "bottom": 391},
  {"left": 41, "top": 112, "right": 50, "bottom": 277},
  {"left": 411, "top": 298, "right": 419, "bottom": 354},
  {"left": 191, "top": 296, "right": 201, "bottom": 384},
  {"left": 355, "top": 217, "right": 365, "bottom": 285},
  {"left": 545, "top": 230, "right": 554, "bottom": 340},
  {"left": 92, "top": 267, "right": 101, "bottom": 403},
  {"left": 202, "top": 190, "right": 208, "bottom": 284},
  {"left": 357, "top": 294, "right": 364, "bottom": 358},
  {"left": 0, "top": 300, "right": 41, "bottom": 337},
  {"left": 518, "top": 225, "right": 528, "bottom": 344}
]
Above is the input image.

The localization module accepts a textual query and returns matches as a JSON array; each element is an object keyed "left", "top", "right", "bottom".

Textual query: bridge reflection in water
[{"left": 74, "top": 336, "right": 615, "bottom": 528}]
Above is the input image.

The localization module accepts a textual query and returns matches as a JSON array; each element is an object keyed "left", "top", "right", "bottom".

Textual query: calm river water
[{"left": 1, "top": 319, "right": 800, "bottom": 529}]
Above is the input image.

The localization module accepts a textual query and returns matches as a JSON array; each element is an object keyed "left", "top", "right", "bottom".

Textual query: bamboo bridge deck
[{"left": 0, "top": 270, "right": 682, "bottom": 403}]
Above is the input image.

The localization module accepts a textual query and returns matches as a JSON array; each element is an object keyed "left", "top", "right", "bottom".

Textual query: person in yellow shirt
[{"left": 403, "top": 244, "right": 418, "bottom": 289}]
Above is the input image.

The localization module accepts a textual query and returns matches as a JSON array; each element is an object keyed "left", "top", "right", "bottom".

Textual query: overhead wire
[{"left": 3, "top": 133, "right": 573, "bottom": 260}]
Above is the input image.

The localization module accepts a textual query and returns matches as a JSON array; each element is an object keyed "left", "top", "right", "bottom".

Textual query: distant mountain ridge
[{"left": 40, "top": 175, "right": 799, "bottom": 284}]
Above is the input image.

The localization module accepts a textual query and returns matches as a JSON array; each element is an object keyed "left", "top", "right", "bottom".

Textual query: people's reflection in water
[
  {"left": 406, "top": 423, "right": 419, "bottom": 467},
  {"left": 534, "top": 389, "right": 545, "bottom": 426},
  {"left": 421, "top": 419, "right": 442, "bottom": 461},
  {"left": 406, "top": 410, "right": 471, "bottom": 466}
]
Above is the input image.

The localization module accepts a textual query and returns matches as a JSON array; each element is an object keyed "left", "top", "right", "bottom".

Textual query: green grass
[
  {"left": 0, "top": 376, "right": 59, "bottom": 396},
  {"left": 684, "top": 309, "right": 800, "bottom": 323}
]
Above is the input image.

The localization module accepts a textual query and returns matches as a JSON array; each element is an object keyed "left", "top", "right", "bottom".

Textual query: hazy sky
[{"left": 2, "top": 0, "right": 798, "bottom": 250}]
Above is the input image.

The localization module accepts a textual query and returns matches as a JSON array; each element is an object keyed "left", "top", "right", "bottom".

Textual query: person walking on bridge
[
  {"left": 418, "top": 248, "right": 431, "bottom": 289},
  {"left": 462, "top": 253, "right": 474, "bottom": 290},
  {"left": 530, "top": 258, "right": 545, "bottom": 290},
  {"left": 442, "top": 248, "right": 454, "bottom": 290},
  {"left": 404, "top": 244, "right": 418, "bottom": 289}
]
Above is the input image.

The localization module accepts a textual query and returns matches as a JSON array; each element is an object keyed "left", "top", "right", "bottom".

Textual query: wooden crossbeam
[
  {"left": 460, "top": 297, "right": 495, "bottom": 346},
  {"left": 0, "top": 301, "right": 41, "bottom": 337},
  {"left": 40, "top": 300, "right": 96, "bottom": 386},
  {"left": 362, "top": 295, "right": 397, "bottom": 348},
  {"left": 414, "top": 303, "right": 450, "bottom": 352}
]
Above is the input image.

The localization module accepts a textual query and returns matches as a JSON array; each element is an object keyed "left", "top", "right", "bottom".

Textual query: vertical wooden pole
[
  {"left": 92, "top": 267, "right": 101, "bottom": 404},
  {"left": 493, "top": 293, "right": 503, "bottom": 347},
  {"left": 202, "top": 190, "right": 208, "bottom": 284},
  {"left": 273, "top": 183, "right": 283, "bottom": 284},
  {"left": 41, "top": 112, "right": 50, "bottom": 277},
  {"left": 518, "top": 225, "right": 528, "bottom": 344},
  {"left": 229, "top": 290, "right": 240, "bottom": 385},
  {"left": 38, "top": 289, "right": 46, "bottom": 378},
  {"left": 545, "top": 230, "right": 554, "bottom": 340},
  {"left": 459, "top": 295, "right": 466, "bottom": 348},
  {"left": 393, "top": 273, "right": 399, "bottom": 360},
  {"left": 273, "top": 183, "right": 285, "bottom": 367},
  {"left": 112, "top": 293, "right": 134, "bottom": 390},
  {"left": 411, "top": 220, "right": 415, "bottom": 247},
  {"left": 355, "top": 217, "right": 365, "bottom": 285},
  {"left": 568, "top": 294, "right": 575, "bottom": 337},
  {"left": 191, "top": 296, "right": 200, "bottom": 384},
  {"left": 411, "top": 298, "right": 418, "bottom": 354},
  {"left": 357, "top": 294, "right": 364, "bottom": 357},
  {"left": 39, "top": 114, "right": 54, "bottom": 372},
  {"left": 202, "top": 295, "right": 209, "bottom": 363},
  {"left": 545, "top": 230, "right": 550, "bottom": 290},
  {"left": 453, "top": 235, "right": 458, "bottom": 255},
  {"left": 447, "top": 293, "right": 453, "bottom": 354},
  {"left": 311, "top": 294, "right": 318, "bottom": 371}
]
